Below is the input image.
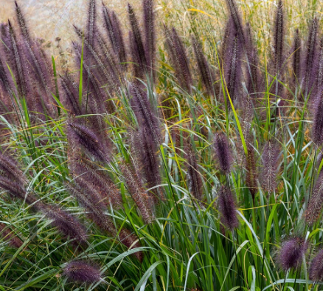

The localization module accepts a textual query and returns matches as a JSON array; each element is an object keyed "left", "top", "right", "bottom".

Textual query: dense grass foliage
[{"left": 1, "top": 0, "right": 323, "bottom": 290}]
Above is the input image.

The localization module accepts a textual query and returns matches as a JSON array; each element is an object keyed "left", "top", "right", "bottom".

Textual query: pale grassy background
[{"left": 1, "top": 0, "right": 321, "bottom": 68}]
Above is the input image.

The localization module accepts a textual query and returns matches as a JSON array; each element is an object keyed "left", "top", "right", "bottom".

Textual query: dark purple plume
[
  {"left": 184, "top": 141, "right": 203, "bottom": 200},
  {"left": 128, "top": 4, "right": 147, "bottom": 74},
  {"left": 273, "top": 0, "right": 284, "bottom": 73},
  {"left": 223, "top": 23, "right": 242, "bottom": 105},
  {"left": 43, "top": 205, "right": 87, "bottom": 244},
  {"left": 217, "top": 186, "right": 239, "bottom": 230},
  {"left": 245, "top": 22, "right": 260, "bottom": 99},
  {"left": 278, "top": 236, "right": 308, "bottom": 271},
  {"left": 102, "top": 5, "right": 127, "bottom": 68},
  {"left": 164, "top": 25, "right": 192, "bottom": 92},
  {"left": 121, "top": 164, "right": 154, "bottom": 224},
  {"left": 191, "top": 35, "right": 216, "bottom": 96},
  {"left": 213, "top": 132, "right": 233, "bottom": 174},
  {"left": 67, "top": 122, "right": 110, "bottom": 164},
  {"left": 309, "top": 248, "right": 323, "bottom": 281},
  {"left": 63, "top": 260, "right": 102, "bottom": 284},
  {"left": 131, "top": 127, "right": 162, "bottom": 202},
  {"left": 143, "top": 0, "right": 156, "bottom": 79},
  {"left": 312, "top": 89, "right": 323, "bottom": 147},
  {"left": 246, "top": 143, "right": 257, "bottom": 199},
  {"left": 69, "top": 155, "right": 123, "bottom": 209},
  {"left": 0, "top": 222, "right": 23, "bottom": 248},
  {"left": 224, "top": 0, "right": 245, "bottom": 46},
  {"left": 306, "top": 174, "right": 323, "bottom": 225},
  {"left": 292, "top": 28, "right": 301, "bottom": 85},
  {"left": 129, "top": 82, "right": 161, "bottom": 146},
  {"left": 303, "top": 18, "right": 318, "bottom": 98},
  {"left": 260, "top": 140, "right": 281, "bottom": 193}
]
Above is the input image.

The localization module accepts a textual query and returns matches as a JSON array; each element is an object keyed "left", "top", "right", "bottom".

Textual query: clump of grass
[{"left": 1, "top": 0, "right": 323, "bottom": 290}]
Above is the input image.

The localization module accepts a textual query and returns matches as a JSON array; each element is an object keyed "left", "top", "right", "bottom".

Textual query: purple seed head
[
  {"left": 278, "top": 236, "right": 308, "bottom": 271},
  {"left": 217, "top": 185, "right": 239, "bottom": 230},
  {"left": 309, "top": 248, "right": 323, "bottom": 282},
  {"left": 63, "top": 260, "right": 101, "bottom": 284},
  {"left": 213, "top": 132, "right": 233, "bottom": 174}
]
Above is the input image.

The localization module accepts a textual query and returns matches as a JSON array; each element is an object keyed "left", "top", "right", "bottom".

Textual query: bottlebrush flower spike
[
  {"left": 225, "top": 0, "right": 245, "bottom": 46},
  {"left": 164, "top": 25, "right": 192, "bottom": 92},
  {"left": 191, "top": 35, "right": 216, "bottom": 96},
  {"left": 67, "top": 122, "right": 110, "bottom": 164},
  {"left": 303, "top": 17, "right": 318, "bottom": 98},
  {"left": 128, "top": 3, "right": 147, "bottom": 73},
  {"left": 217, "top": 186, "right": 239, "bottom": 230},
  {"left": 63, "top": 260, "right": 102, "bottom": 284},
  {"left": 273, "top": 0, "right": 284, "bottom": 73},
  {"left": 278, "top": 236, "right": 308, "bottom": 271},
  {"left": 102, "top": 5, "right": 127, "bottom": 68},
  {"left": 312, "top": 90, "right": 323, "bottom": 147},
  {"left": 260, "top": 140, "right": 281, "bottom": 193},
  {"left": 43, "top": 205, "right": 87, "bottom": 244},
  {"left": 131, "top": 127, "right": 162, "bottom": 202},
  {"left": 213, "top": 132, "right": 233, "bottom": 174},
  {"left": 121, "top": 164, "right": 154, "bottom": 224},
  {"left": 309, "top": 248, "right": 323, "bottom": 282},
  {"left": 0, "top": 222, "right": 23, "bottom": 248},
  {"left": 306, "top": 174, "right": 323, "bottom": 225},
  {"left": 223, "top": 27, "right": 242, "bottom": 104},
  {"left": 246, "top": 143, "right": 258, "bottom": 199},
  {"left": 129, "top": 82, "right": 161, "bottom": 146},
  {"left": 143, "top": 0, "right": 156, "bottom": 79},
  {"left": 184, "top": 141, "right": 203, "bottom": 200},
  {"left": 292, "top": 28, "right": 301, "bottom": 85}
]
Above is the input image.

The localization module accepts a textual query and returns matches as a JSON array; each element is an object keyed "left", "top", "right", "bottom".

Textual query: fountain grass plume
[
  {"left": 131, "top": 127, "right": 162, "bottom": 202},
  {"left": 128, "top": 3, "right": 147, "bottom": 74},
  {"left": 0, "top": 222, "right": 23, "bottom": 248},
  {"left": 292, "top": 28, "right": 301, "bottom": 86},
  {"left": 223, "top": 26, "right": 242, "bottom": 105},
  {"left": 184, "top": 140, "right": 203, "bottom": 201},
  {"left": 67, "top": 121, "right": 110, "bottom": 164},
  {"left": 60, "top": 73, "right": 83, "bottom": 116},
  {"left": 303, "top": 17, "right": 318, "bottom": 99},
  {"left": 273, "top": 0, "right": 284, "bottom": 74},
  {"left": 225, "top": 0, "right": 245, "bottom": 46},
  {"left": 143, "top": 0, "right": 156, "bottom": 80},
  {"left": 260, "top": 140, "right": 281, "bottom": 193},
  {"left": 312, "top": 89, "right": 323, "bottom": 147},
  {"left": 102, "top": 4, "right": 127, "bottom": 68},
  {"left": 192, "top": 35, "right": 216, "bottom": 96},
  {"left": 129, "top": 82, "right": 161, "bottom": 146},
  {"left": 278, "top": 236, "right": 308, "bottom": 271},
  {"left": 213, "top": 132, "right": 233, "bottom": 174},
  {"left": 164, "top": 25, "right": 192, "bottom": 92},
  {"left": 306, "top": 173, "right": 323, "bottom": 225},
  {"left": 63, "top": 260, "right": 102, "bottom": 284},
  {"left": 246, "top": 143, "right": 257, "bottom": 199},
  {"left": 309, "top": 248, "right": 323, "bottom": 282},
  {"left": 43, "top": 204, "right": 88, "bottom": 244},
  {"left": 121, "top": 164, "right": 154, "bottom": 224},
  {"left": 70, "top": 155, "right": 123, "bottom": 208},
  {"left": 218, "top": 185, "right": 239, "bottom": 230}
]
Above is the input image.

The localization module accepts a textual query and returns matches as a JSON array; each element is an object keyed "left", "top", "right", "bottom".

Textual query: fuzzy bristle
[
  {"left": 43, "top": 205, "right": 87, "bottom": 244},
  {"left": 309, "top": 248, "right": 323, "bottom": 281},
  {"left": 213, "top": 132, "right": 233, "bottom": 174},
  {"left": 185, "top": 141, "right": 203, "bottom": 200},
  {"left": 260, "top": 140, "right": 281, "bottom": 193},
  {"left": 278, "top": 236, "right": 308, "bottom": 271},
  {"left": 217, "top": 186, "right": 239, "bottom": 230},
  {"left": 63, "top": 260, "right": 102, "bottom": 284},
  {"left": 246, "top": 143, "right": 257, "bottom": 199}
]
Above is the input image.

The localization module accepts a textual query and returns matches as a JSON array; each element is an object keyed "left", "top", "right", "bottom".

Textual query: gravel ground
[{"left": 1, "top": 0, "right": 131, "bottom": 49}]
